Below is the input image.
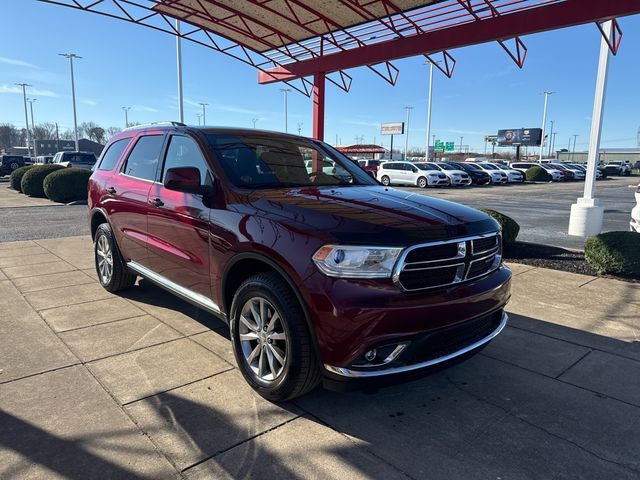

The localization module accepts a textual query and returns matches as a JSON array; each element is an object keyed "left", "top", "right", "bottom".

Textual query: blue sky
[{"left": 1, "top": 2, "right": 639, "bottom": 152}]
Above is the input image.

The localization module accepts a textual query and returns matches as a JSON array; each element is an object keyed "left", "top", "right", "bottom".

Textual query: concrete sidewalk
[
  {"left": 0, "top": 184, "right": 60, "bottom": 208},
  {"left": 1, "top": 236, "right": 639, "bottom": 479}
]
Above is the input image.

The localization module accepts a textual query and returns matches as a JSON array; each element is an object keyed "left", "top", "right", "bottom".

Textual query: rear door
[
  {"left": 108, "top": 134, "right": 165, "bottom": 264},
  {"left": 146, "top": 134, "right": 213, "bottom": 299}
]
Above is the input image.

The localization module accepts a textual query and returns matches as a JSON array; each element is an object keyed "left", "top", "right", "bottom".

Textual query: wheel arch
[
  {"left": 89, "top": 207, "right": 111, "bottom": 240},
  {"left": 221, "top": 252, "right": 322, "bottom": 360}
]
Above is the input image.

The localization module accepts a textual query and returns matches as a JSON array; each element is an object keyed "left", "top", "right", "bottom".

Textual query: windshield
[
  {"left": 462, "top": 163, "right": 480, "bottom": 171},
  {"left": 479, "top": 163, "right": 497, "bottom": 170},
  {"left": 367, "top": 160, "right": 380, "bottom": 167},
  {"left": 434, "top": 163, "right": 456, "bottom": 171},
  {"left": 416, "top": 163, "right": 439, "bottom": 171},
  {"left": 207, "top": 134, "right": 375, "bottom": 189}
]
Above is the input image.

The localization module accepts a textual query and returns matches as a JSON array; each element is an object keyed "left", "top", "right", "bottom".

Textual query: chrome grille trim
[{"left": 392, "top": 232, "right": 501, "bottom": 292}]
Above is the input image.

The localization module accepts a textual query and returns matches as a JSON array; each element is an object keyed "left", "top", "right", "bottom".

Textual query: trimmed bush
[
  {"left": 525, "top": 166, "right": 551, "bottom": 182},
  {"left": 480, "top": 209, "right": 520, "bottom": 248},
  {"left": 9, "top": 165, "right": 33, "bottom": 192},
  {"left": 585, "top": 232, "right": 640, "bottom": 277},
  {"left": 44, "top": 167, "right": 92, "bottom": 203},
  {"left": 21, "top": 164, "right": 65, "bottom": 198}
]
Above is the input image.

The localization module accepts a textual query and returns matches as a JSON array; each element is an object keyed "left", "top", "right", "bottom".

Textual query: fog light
[{"left": 364, "top": 349, "right": 377, "bottom": 362}]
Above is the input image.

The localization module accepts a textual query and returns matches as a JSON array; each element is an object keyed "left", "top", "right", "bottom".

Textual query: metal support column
[
  {"left": 312, "top": 72, "right": 325, "bottom": 141},
  {"left": 568, "top": 20, "right": 612, "bottom": 237}
]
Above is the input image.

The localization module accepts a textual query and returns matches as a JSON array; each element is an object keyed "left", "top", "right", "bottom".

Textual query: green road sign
[
  {"left": 434, "top": 141, "right": 444, "bottom": 152},
  {"left": 445, "top": 142, "right": 455, "bottom": 152}
]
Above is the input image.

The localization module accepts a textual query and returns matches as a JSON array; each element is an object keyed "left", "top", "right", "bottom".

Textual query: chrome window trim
[
  {"left": 392, "top": 232, "right": 500, "bottom": 292},
  {"left": 324, "top": 312, "right": 508, "bottom": 378},
  {"left": 127, "top": 261, "right": 221, "bottom": 314}
]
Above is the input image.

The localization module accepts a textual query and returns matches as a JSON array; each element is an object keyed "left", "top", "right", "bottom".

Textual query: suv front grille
[{"left": 394, "top": 233, "right": 501, "bottom": 292}]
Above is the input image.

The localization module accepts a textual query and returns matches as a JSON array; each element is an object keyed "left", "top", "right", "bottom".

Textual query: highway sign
[{"left": 445, "top": 142, "right": 455, "bottom": 151}]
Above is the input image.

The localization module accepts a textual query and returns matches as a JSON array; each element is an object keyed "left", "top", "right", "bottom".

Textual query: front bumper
[
  {"left": 303, "top": 265, "right": 511, "bottom": 371},
  {"left": 428, "top": 177, "right": 449, "bottom": 186}
]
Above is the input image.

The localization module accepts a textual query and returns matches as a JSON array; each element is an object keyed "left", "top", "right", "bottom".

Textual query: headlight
[{"left": 312, "top": 245, "right": 403, "bottom": 278}]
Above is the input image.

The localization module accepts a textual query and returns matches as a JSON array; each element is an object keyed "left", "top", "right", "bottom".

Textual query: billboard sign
[
  {"left": 381, "top": 122, "right": 404, "bottom": 135},
  {"left": 497, "top": 128, "right": 542, "bottom": 146}
]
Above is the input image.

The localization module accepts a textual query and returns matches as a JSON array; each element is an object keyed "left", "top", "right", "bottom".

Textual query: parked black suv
[{"left": 0, "top": 155, "right": 26, "bottom": 176}]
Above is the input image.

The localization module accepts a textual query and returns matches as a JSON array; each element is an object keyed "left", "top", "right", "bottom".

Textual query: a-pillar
[
  {"left": 312, "top": 72, "right": 325, "bottom": 141},
  {"left": 568, "top": 21, "right": 612, "bottom": 237}
]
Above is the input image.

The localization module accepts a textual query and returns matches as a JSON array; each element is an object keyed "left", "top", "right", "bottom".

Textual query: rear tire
[
  {"left": 417, "top": 176, "right": 427, "bottom": 188},
  {"left": 230, "top": 272, "right": 321, "bottom": 401},
  {"left": 94, "top": 223, "right": 136, "bottom": 292},
  {"left": 380, "top": 175, "right": 390, "bottom": 186}
]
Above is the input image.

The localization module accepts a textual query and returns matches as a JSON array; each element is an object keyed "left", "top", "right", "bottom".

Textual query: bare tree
[
  {"left": 105, "top": 126, "right": 122, "bottom": 142},
  {"left": 60, "top": 129, "right": 74, "bottom": 140},
  {"left": 0, "top": 124, "right": 25, "bottom": 152},
  {"left": 32, "top": 122, "right": 57, "bottom": 140}
]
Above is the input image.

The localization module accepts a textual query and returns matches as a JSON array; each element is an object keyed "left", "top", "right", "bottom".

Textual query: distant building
[
  {"left": 7, "top": 138, "right": 105, "bottom": 157},
  {"left": 557, "top": 148, "right": 640, "bottom": 164},
  {"left": 336, "top": 144, "right": 386, "bottom": 160}
]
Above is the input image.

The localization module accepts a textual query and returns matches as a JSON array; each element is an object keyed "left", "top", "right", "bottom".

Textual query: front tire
[
  {"left": 380, "top": 175, "right": 390, "bottom": 186},
  {"left": 94, "top": 223, "right": 136, "bottom": 292},
  {"left": 230, "top": 273, "right": 321, "bottom": 401},
  {"left": 417, "top": 176, "right": 427, "bottom": 188}
]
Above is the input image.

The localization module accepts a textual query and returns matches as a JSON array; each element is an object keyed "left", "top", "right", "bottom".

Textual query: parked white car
[
  {"left": 631, "top": 183, "right": 640, "bottom": 232},
  {"left": 485, "top": 162, "right": 524, "bottom": 183},
  {"left": 377, "top": 161, "right": 448, "bottom": 188},
  {"left": 305, "top": 159, "right": 351, "bottom": 182},
  {"left": 427, "top": 162, "right": 472, "bottom": 186},
  {"left": 604, "top": 161, "right": 631, "bottom": 176},
  {"left": 510, "top": 162, "right": 563, "bottom": 181},
  {"left": 475, "top": 163, "right": 508, "bottom": 184},
  {"left": 564, "top": 163, "right": 603, "bottom": 179}
]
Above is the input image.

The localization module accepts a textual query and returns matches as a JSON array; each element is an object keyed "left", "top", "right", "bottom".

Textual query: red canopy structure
[
  {"left": 337, "top": 144, "right": 387, "bottom": 156},
  {"left": 40, "top": 0, "right": 640, "bottom": 141}
]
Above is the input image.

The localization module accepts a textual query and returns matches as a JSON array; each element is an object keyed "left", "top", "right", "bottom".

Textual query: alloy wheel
[
  {"left": 96, "top": 234, "right": 114, "bottom": 284},
  {"left": 239, "top": 296, "right": 288, "bottom": 382}
]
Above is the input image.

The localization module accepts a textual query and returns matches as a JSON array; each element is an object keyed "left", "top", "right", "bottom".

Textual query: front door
[{"left": 146, "top": 134, "right": 213, "bottom": 300}]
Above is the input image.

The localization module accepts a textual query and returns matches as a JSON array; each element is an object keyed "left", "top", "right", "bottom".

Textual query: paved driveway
[{"left": 1, "top": 237, "right": 639, "bottom": 479}]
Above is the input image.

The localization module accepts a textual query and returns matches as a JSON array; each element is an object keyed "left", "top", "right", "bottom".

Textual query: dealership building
[{"left": 556, "top": 147, "right": 640, "bottom": 164}]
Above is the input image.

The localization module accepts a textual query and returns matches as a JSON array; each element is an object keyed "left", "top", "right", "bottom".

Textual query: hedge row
[
  {"left": 585, "top": 232, "right": 640, "bottom": 278},
  {"left": 10, "top": 164, "right": 91, "bottom": 203},
  {"left": 480, "top": 209, "right": 520, "bottom": 248}
]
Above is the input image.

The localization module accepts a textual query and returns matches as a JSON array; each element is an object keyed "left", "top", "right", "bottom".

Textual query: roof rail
[{"left": 123, "top": 121, "right": 186, "bottom": 131}]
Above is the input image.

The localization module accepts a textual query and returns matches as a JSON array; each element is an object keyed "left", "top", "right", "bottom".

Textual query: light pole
[
  {"left": 15, "top": 83, "right": 32, "bottom": 157},
  {"left": 551, "top": 132, "right": 558, "bottom": 158},
  {"left": 122, "top": 106, "right": 131, "bottom": 128},
  {"left": 539, "top": 91, "right": 554, "bottom": 161},
  {"left": 27, "top": 98, "right": 37, "bottom": 157},
  {"left": 571, "top": 134, "right": 579, "bottom": 161},
  {"left": 403, "top": 106, "right": 413, "bottom": 160},
  {"left": 547, "top": 120, "right": 555, "bottom": 157},
  {"left": 280, "top": 88, "right": 291, "bottom": 132},
  {"left": 59, "top": 53, "right": 81, "bottom": 151},
  {"left": 196, "top": 113, "right": 202, "bottom": 126},
  {"left": 252, "top": 118, "right": 258, "bottom": 128},
  {"left": 176, "top": 20, "right": 184, "bottom": 123},
  {"left": 297, "top": 122, "right": 303, "bottom": 136},
  {"left": 199, "top": 103, "right": 208, "bottom": 125},
  {"left": 459, "top": 136, "right": 464, "bottom": 153},
  {"left": 424, "top": 60, "right": 437, "bottom": 160}
]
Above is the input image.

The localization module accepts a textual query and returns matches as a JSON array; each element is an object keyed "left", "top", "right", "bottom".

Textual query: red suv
[{"left": 88, "top": 123, "right": 511, "bottom": 401}]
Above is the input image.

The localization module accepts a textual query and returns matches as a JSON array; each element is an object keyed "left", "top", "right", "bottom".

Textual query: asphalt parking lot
[{"left": 1, "top": 236, "right": 639, "bottom": 479}]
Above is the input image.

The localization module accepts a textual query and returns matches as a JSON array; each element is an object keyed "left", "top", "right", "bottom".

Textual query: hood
[{"left": 237, "top": 185, "right": 498, "bottom": 246}]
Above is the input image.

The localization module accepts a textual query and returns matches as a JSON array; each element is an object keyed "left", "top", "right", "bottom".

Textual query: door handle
[
  {"left": 150, "top": 198, "right": 164, "bottom": 207},
  {"left": 106, "top": 186, "right": 116, "bottom": 194}
]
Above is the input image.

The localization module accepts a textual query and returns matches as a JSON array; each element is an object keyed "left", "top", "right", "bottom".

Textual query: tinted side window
[
  {"left": 99, "top": 138, "right": 130, "bottom": 171},
  {"left": 162, "top": 135, "right": 209, "bottom": 182},
  {"left": 122, "top": 135, "right": 164, "bottom": 181}
]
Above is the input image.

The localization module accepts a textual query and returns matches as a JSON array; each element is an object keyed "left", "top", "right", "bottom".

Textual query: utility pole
[
  {"left": 15, "top": 83, "right": 32, "bottom": 157},
  {"left": 55, "top": 122, "right": 60, "bottom": 152},
  {"left": 27, "top": 98, "right": 37, "bottom": 157},
  {"left": 403, "top": 106, "right": 413, "bottom": 160},
  {"left": 551, "top": 132, "right": 558, "bottom": 158},
  {"left": 122, "top": 106, "right": 131, "bottom": 128},
  {"left": 424, "top": 60, "right": 437, "bottom": 160},
  {"left": 176, "top": 20, "right": 184, "bottom": 123},
  {"left": 459, "top": 136, "right": 464, "bottom": 153},
  {"left": 572, "top": 134, "right": 579, "bottom": 161},
  {"left": 297, "top": 122, "right": 303, "bottom": 136},
  {"left": 196, "top": 113, "right": 202, "bottom": 126},
  {"left": 199, "top": 103, "right": 208, "bottom": 125},
  {"left": 59, "top": 53, "right": 81, "bottom": 151},
  {"left": 539, "top": 91, "right": 554, "bottom": 161},
  {"left": 547, "top": 120, "right": 555, "bottom": 157},
  {"left": 280, "top": 88, "right": 291, "bottom": 132},
  {"left": 252, "top": 118, "right": 258, "bottom": 128}
]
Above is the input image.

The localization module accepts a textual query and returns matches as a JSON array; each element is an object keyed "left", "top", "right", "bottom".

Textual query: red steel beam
[
  {"left": 312, "top": 72, "right": 326, "bottom": 141},
  {"left": 259, "top": 0, "right": 640, "bottom": 83}
]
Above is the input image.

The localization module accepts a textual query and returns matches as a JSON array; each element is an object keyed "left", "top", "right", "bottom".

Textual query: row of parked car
[
  {"left": 355, "top": 157, "right": 626, "bottom": 189},
  {"left": 0, "top": 151, "right": 98, "bottom": 176}
]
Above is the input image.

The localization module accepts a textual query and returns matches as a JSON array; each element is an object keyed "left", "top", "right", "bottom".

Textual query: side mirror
[
  {"left": 412, "top": 167, "right": 418, "bottom": 173},
  {"left": 164, "top": 167, "right": 210, "bottom": 195}
]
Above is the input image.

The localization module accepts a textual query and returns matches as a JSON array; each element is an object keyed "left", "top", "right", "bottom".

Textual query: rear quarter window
[{"left": 98, "top": 138, "right": 131, "bottom": 171}]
